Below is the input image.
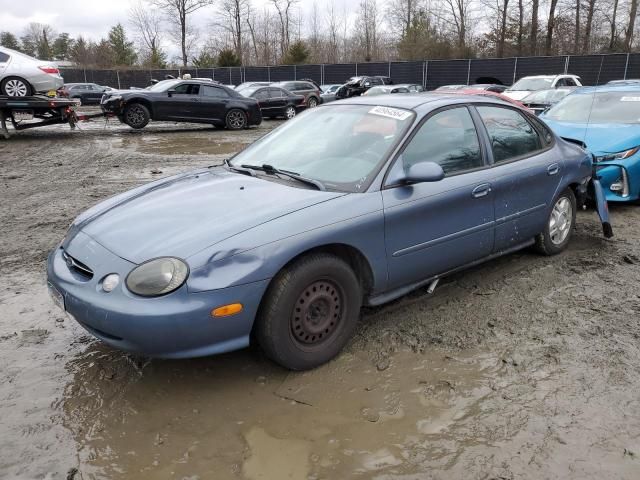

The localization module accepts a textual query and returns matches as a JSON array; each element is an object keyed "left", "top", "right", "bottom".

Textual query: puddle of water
[
  {"left": 108, "top": 134, "right": 247, "bottom": 156},
  {"left": 242, "top": 427, "right": 311, "bottom": 480}
]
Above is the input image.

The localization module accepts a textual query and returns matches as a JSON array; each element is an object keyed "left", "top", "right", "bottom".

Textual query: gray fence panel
[
  {"left": 295, "top": 64, "right": 322, "bottom": 83},
  {"left": 469, "top": 58, "right": 516, "bottom": 86},
  {"left": 324, "top": 63, "right": 357, "bottom": 83},
  {"left": 196, "top": 68, "right": 215, "bottom": 80},
  {"left": 598, "top": 54, "right": 630, "bottom": 84},
  {"left": 566, "top": 55, "right": 604, "bottom": 85},
  {"left": 87, "top": 70, "right": 119, "bottom": 88},
  {"left": 390, "top": 61, "right": 422, "bottom": 84},
  {"left": 116, "top": 70, "right": 149, "bottom": 89},
  {"left": 269, "top": 65, "right": 295, "bottom": 82},
  {"left": 356, "top": 62, "right": 389, "bottom": 77},
  {"left": 151, "top": 69, "right": 180, "bottom": 81},
  {"left": 515, "top": 56, "right": 567, "bottom": 80},
  {"left": 229, "top": 67, "right": 243, "bottom": 85},
  {"left": 426, "top": 60, "right": 469, "bottom": 89},
  {"left": 244, "top": 66, "right": 269, "bottom": 82},
  {"left": 214, "top": 67, "right": 232, "bottom": 84},
  {"left": 627, "top": 53, "right": 640, "bottom": 79}
]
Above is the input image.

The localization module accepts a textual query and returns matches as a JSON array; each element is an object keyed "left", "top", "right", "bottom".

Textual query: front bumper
[
  {"left": 46, "top": 232, "right": 270, "bottom": 358},
  {"left": 595, "top": 158, "right": 640, "bottom": 202}
]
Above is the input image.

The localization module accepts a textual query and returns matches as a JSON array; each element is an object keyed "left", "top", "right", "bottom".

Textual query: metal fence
[{"left": 60, "top": 53, "right": 640, "bottom": 90}]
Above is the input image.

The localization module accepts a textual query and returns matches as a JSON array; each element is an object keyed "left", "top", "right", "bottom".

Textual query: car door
[
  {"left": 155, "top": 82, "right": 200, "bottom": 120},
  {"left": 268, "top": 87, "right": 288, "bottom": 115},
  {"left": 252, "top": 88, "right": 272, "bottom": 115},
  {"left": 474, "top": 105, "right": 561, "bottom": 251},
  {"left": 382, "top": 106, "right": 495, "bottom": 289},
  {"left": 86, "top": 84, "right": 104, "bottom": 103},
  {"left": 198, "top": 85, "right": 230, "bottom": 121}
]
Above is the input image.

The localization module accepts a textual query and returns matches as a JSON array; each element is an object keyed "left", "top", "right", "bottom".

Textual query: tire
[
  {"left": 123, "top": 103, "right": 150, "bottom": 129},
  {"left": 535, "top": 188, "right": 576, "bottom": 255},
  {"left": 225, "top": 109, "right": 247, "bottom": 130},
  {"left": 72, "top": 96, "right": 82, "bottom": 106},
  {"left": 1, "top": 76, "right": 32, "bottom": 97},
  {"left": 256, "top": 253, "right": 362, "bottom": 370},
  {"left": 285, "top": 106, "right": 297, "bottom": 119},
  {"left": 307, "top": 96, "right": 318, "bottom": 108}
]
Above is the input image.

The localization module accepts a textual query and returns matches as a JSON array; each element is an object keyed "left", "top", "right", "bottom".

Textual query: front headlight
[
  {"left": 126, "top": 257, "right": 189, "bottom": 297},
  {"left": 595, "top": 146, "right": 639, "bottom": 162}
]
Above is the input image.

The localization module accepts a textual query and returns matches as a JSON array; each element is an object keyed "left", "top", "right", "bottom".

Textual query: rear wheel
[
  {"left": 256, "top": 254, "right": 362, "bottom": 370},
  {"left": 225, "top": 109, "right": 247, "bottom": 130},
  {"left": 123, "top": 103, "right": 150, "bottom": 129},
  {"left": 1, "top": 77, "right": 32, "bottom": 97},
  {"left": 285, "top": 106, "right": 296, "bottom": 119},
  {"left": 307, "top": 96, "right": 318, "bottom": 108},
  {"left": 535, "top": 188, "right": 576, "bottom": 255}
]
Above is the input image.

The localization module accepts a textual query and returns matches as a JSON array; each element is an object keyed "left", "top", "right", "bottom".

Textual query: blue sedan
[
  {"left": 541, "top": 85, "right": 640, "bottom": 202},
  {"left": 47, "top": 94, "right": 611, "bottom": 370}
]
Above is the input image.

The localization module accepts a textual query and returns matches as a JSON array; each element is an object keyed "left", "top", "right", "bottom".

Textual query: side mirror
[
  {"left": 403, "top": 162, "right": 445, "bottom": 184},
  {"left": 168, "top": 89, "right": 176, "bottom": 97}
]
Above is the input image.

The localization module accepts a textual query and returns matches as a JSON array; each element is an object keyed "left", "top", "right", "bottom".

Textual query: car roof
[
  {"left": 519, "top": 74, "right": 579, "bottom": 79},
  {"left": 569, "top": 84, "right": 640, "bottom": 94},
  {"left": 336, "top": 92, "right": 512, "bottom": 111}
]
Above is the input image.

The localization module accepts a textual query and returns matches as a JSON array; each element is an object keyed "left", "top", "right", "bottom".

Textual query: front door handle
[
  {"left": 547, "top": 163, "right": 560, "bottom": 175},
  {"left": 472, "top": 183, "right": 492, "bottom": 198}
]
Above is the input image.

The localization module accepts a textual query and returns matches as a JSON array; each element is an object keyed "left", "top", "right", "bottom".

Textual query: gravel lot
[{"left": 1, "top": 116, "right": 639, "bottom": 480}]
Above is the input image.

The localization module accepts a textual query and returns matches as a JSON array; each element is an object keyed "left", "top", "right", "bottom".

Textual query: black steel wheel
[
  {"left": 256, "top": 253, "right": 362, "bottom": 370},
  {"left": 225, "top": 109, "right": 247, "bottom": 130}
]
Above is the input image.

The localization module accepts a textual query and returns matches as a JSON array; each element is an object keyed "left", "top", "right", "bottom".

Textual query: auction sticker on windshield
[{"left": 369, "top": 106, "right": 412, "bottom": 121}]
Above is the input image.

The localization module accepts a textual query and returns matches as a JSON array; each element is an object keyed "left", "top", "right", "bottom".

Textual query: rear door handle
[
  {"left": 472, "top": 183, "right": 492, "bottom": 198},
  {"left": 547, "top": 163, "right": 560, "bottom": 175}
]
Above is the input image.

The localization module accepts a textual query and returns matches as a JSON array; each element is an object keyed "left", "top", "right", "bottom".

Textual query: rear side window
[
  {"left": 202, "top": 85, "right": 228, "bottom": 98},
  {"left": 476, "top": 106, "right": 542, "bottom": 162},
  {"left": 253, "top": 89, "right": 269, "bottom": 100},
  {"left": 402, "top": 107, "right": 483, "bottom": 175},
  {"left": 268, "top": 88, "right": 285, "bottom": 97},
  {"left": 0, "top": 52, "right": 10, "bottom": 62}
]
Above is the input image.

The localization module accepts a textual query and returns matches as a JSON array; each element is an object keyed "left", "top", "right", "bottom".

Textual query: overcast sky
[{"left": 0, "top": 0, "right": 354, "bottom": 41}]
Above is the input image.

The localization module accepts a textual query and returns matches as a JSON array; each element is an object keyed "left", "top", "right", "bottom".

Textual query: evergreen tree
[
  {"left": 217, "top": 48, "right": 241, "bottom": 67},
  {"left": 108, "top": 24, "right": 137, "bottom": 66},
  {"left": 0, "top": 32, "right": 20, "bottom": 51},
  {"left": 282, "top": 40, "right": 309, "bottom": 64},
  {"left": 52, "top": 33, "right": 73, "bottom": 61}
]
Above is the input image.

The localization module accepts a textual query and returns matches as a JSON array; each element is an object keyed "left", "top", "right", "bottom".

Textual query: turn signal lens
[{"left": 211, "top": 303, "right": 243, "bottom": 317}]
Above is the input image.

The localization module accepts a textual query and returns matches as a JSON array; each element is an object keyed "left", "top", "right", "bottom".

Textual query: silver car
[{"left": 0, "top": 46, "right": 63, "bottom": 96}]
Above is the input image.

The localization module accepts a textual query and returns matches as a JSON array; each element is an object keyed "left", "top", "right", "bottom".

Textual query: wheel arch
[{"left": 124, "top": 97, "right": 154, "bottom": 116}]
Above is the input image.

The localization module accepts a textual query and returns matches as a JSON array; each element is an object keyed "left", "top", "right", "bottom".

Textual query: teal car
[{"left": 541, "top": 85, "right": 640, "bottom": 202}]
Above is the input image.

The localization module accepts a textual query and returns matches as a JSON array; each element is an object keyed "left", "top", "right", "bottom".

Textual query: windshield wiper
[
  {"left": 240, "top": 164, "right": 326, "bottom": 191},
  {"left": 223, "top": 158, "right": 256, "bottom": 176}
]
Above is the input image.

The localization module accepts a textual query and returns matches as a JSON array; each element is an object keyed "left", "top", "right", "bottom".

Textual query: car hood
[
  {"left": 541, "top": 118, "right": 640, "bottom": 154},
  {"left": 76, "top": 169, "right": 345, "bottom": 264},
  {"left": 503, "top": 90, "right": 532, "bottom": 100}
]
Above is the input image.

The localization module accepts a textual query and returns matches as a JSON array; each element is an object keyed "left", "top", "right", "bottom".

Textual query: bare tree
[
  {"left": 530, "top": 0, "right": 539, "bottom": 54},
  {"left": 215, "top": 0, "right": 249, "bottom": 64},
  {"left": 355, "top": 0, "right": 381, "bottom": 61},
  {"left": 545, "top": 0, "right": 559, "bottom": 55},
  {"left": 582, "top": 0, "right": 597, "bottom": 52},
  {"left": 443, "top": 0, "right": 471, "bottom": 51},
  {"left": 129, "top": 1, "right": 165, "bottom": 66},
  {"left": 150, "top": 0, "right": 212, "bottom": 66},
  {"left": 497, "top": 0, "right": 510, "bottom": 57},
  {"left": 574, "top": 0, "right": 581, "bottom": 53},
  {"left": 516, "top": 0, "right": 524, "bottom": 55},
  {"left": 625, "top": 0, "right": 638, "bottom": 51},
  {"left": 609, "top": 0, "right": 620, "bottom": 49},
  {"left": 270, "top": 0, "right": 298, "bottom": 58}
]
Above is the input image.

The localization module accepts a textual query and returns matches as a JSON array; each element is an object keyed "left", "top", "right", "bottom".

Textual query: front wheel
[
  {"left": 255, "top": 254, "right": 362, "bottom": 370},
  {"left": 1, "top": 76, "right": 32, "bottom": 97},
  {"left": 225, "top": 109, "right": 247, "bottom": 130},
  {"left": 123, "top": 103, "right": 150, "bottom": 129},
  {"left": 535, "top": 188, "right": 576, "bottom": 255}
]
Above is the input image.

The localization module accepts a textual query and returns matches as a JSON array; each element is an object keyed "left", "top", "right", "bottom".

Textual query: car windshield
[
  {"left": 147, "top": 79, "right": 181, "bottom": 92},
  {"left": 546, "top": 91, "right": 640, "bottom": 124},
  {"left": 523, "top": 89, "right": 571, "bottom": 103},
  {"left": 230, "top": 105, "right": 415, "bottom": 192},
  {"left": 510, "top": 77, "right": 554, "bottom": 91}
]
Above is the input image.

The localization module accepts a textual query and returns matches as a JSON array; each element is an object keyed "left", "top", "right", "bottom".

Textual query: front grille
[{"left": 62, "top": 250, "right": 94, "bottom": 280}]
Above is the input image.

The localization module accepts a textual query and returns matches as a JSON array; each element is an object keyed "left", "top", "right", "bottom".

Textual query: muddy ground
[{"left": 1, "top": 114, "right": 639, "bottom": 480}]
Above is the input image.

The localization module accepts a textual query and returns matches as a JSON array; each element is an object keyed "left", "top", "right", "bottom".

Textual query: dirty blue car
[
  {"left": 47, "top": 94, "right": 611, "bottom": 370},
  {"left": 541, "top": 85, "right": 640, "bottom": 202}
]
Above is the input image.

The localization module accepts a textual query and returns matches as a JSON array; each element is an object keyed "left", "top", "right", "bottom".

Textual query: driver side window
[
  {"left": 402, "top": 107, "right": 483, "bottom": 175},
  {"left": 173, "top": 83, "right": 200, "bottom": 95}
]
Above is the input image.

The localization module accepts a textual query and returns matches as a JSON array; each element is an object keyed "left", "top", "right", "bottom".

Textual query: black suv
[
  {"left": 336, "top": 76, "right": 394, "bottom": 99},
  {"left": 101, "top": 79, "right": 262, "bottom": 130}
]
